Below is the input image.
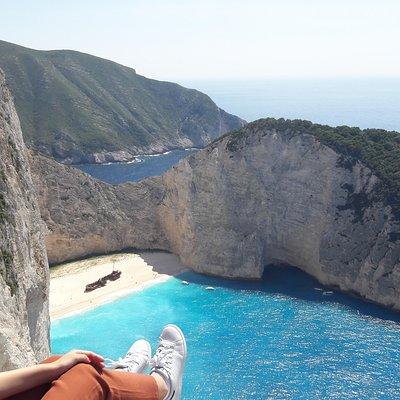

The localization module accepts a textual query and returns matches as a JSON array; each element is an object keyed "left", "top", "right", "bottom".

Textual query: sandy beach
[{"left": 50, "top": 251, "right": 188, "bottom": 320}]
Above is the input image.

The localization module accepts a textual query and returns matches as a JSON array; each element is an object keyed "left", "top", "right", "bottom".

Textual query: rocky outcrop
[
  {"left": 30, "top": 151, "right": 168, "bottom": 265},
  {"left": 31, "top": 120, "right": 400, "bottom": 311},
  {"left": 0, "top": 71, "right": 49, "bottom": 371},
  {"left": 160, "top": 123, "right": 400, "bottom": 312}
]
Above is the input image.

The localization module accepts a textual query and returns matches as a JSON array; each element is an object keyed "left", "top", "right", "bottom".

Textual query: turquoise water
[{"left": 52, "top": 266, "right": 400, "bottom": 399}]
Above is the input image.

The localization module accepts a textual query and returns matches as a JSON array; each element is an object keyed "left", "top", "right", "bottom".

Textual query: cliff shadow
[
  {"left": 139, "top": 250, "right": 190, "bottom": 276},
  {"left": 175, "top": 265, "right": 400, "bottom": 324}
]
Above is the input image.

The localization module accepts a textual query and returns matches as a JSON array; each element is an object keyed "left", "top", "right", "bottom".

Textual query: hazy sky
[{"left": 1, "top": 0, "right": 399, "bottom": 80}]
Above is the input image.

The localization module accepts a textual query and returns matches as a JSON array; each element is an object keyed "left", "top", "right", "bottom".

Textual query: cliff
[
  {"left": 31, "top": 119, "right": 400, "bottom": 311},
  {"left": 0, "top": 70, "right": 49, "bottom": 371},
  {"left": 0, "top": 40, "right": 245, "bottom": 164},
  {"left": 31, "top": 151, "right": 167, "bottom": 264}
]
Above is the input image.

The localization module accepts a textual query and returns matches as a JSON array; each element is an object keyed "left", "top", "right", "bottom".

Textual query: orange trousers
[{"left": 6, "top": 356, "right": 158, "bottom": 400}]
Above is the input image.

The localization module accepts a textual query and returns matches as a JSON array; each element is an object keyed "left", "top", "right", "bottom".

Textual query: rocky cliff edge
[{"left": 0, "top": 70, "right": 49, "bottom": 371}]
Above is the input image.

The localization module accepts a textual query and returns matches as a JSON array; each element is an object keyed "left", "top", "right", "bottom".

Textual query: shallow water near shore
[{"left": 51, "top": 266, "right": 400, "bottom": 399}]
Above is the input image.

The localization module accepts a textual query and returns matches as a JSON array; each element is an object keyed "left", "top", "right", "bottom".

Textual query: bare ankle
[{"left": 151, "top": 372, "right": 168, "bottom": 400}]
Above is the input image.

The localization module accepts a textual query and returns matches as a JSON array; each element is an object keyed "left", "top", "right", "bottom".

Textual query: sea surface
[
  {"left": 76, "top": 78, "right": 400, "bottom": 184},
  {"left": 76, "top": 148, "right": 198, "bottom": 185},
  {"left": 180, "top": 77, "right": 400, "bottom": 132},
  {"left": 52, "top": 266, "right": 400, "bottom": 400}
]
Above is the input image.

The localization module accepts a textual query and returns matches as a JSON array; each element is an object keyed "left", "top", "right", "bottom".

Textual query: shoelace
[
  {"left": 105, "top": 350, "right": 147, "bottom": 372},
  {"left": 150, "top": 339, "right": 175, "bottom": 375}
]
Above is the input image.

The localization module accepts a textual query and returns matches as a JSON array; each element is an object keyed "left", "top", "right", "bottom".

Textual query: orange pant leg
[{"left": 6, "top": 356, "right": 158, "bottom": 400}]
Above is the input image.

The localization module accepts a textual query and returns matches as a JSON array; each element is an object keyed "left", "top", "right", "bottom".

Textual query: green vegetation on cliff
[
  {"left": 0, "top": 40, "right": 244, "bottom": 163},
  {"left": 223, "top": 118, "right": 400, "bottom": 214}
]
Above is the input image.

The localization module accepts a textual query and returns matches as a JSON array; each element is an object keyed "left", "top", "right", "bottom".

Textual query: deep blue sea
[
  {"left": 52, "top": 267, "right": 400, "bottom": 399},
  {"left": 76, "top": 78, "right": 400, "bottom": 185},
  {"left": 180, "top": 78, "right": 400, "bottom": 132},
  {"left": 76, "top": 148, "right": 198, "bottom": 185}
]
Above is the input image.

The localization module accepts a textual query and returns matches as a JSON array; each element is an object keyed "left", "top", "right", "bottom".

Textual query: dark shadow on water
[{"left": 176, "top": 265, "right": 400, "bottom": 325}]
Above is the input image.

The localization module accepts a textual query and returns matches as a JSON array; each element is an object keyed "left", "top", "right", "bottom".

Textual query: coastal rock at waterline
[
  {"left": 0, "top": 70, "right": 49, "bottom": 371},
  {"left": 31, "top": 120, "right": 400, "bottom": 311}
]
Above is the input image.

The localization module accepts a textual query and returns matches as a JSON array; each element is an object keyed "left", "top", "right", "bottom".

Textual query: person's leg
[
  {"left": 4, "top": 356, "right": 60, "bottom": 400},
  {"left": 101, "top": 369, "right": 159, "bottom": 400},
  {"left": 5, "top": 356, "right": 159, "bottom": 400},
  {"left": 41, "top": 363, "right": 158, "bottom": 400}
]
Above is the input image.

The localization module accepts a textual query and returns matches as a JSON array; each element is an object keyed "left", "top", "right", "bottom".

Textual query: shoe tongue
[{"left": 159, "top": 339, "right": 174, "bottom": 351}]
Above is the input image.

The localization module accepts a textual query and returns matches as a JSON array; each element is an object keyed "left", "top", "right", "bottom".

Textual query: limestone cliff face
[
  {"left": 31, "top": 121, "right": 400, "bottom": 310},
  {"left": 30, "top": 152, "right": 168, "bottom": 265},
  {"left": 159, "top": 124, "right": 400, "bottom": 310},
  {"left": 0, "top": 71, "right": 49, "bottom": 371}
]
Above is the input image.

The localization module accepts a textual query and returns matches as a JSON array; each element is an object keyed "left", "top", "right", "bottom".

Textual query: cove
[
  {"left": 75, "top": 148, "right": 198, "bottom": 184},
  {"left": 51, "top": 266, "right": 400, "bottom": 399}
]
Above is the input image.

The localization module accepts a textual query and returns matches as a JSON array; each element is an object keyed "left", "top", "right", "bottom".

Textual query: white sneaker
[
  {"left": 107, "top": 339, "right": 151, "bottom": 373},
  {"left": 151, "top": 325, "right": 187, "bottom": 400}
]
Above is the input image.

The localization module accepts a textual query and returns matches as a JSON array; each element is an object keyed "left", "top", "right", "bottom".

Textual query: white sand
[{"left": 50, "top": 251, "right": 188, "bottom": 320}]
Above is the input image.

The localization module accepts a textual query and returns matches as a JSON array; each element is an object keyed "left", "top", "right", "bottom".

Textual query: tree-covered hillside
[{"left": 0, "top": 40, "right": 244, "bottom": 163}]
